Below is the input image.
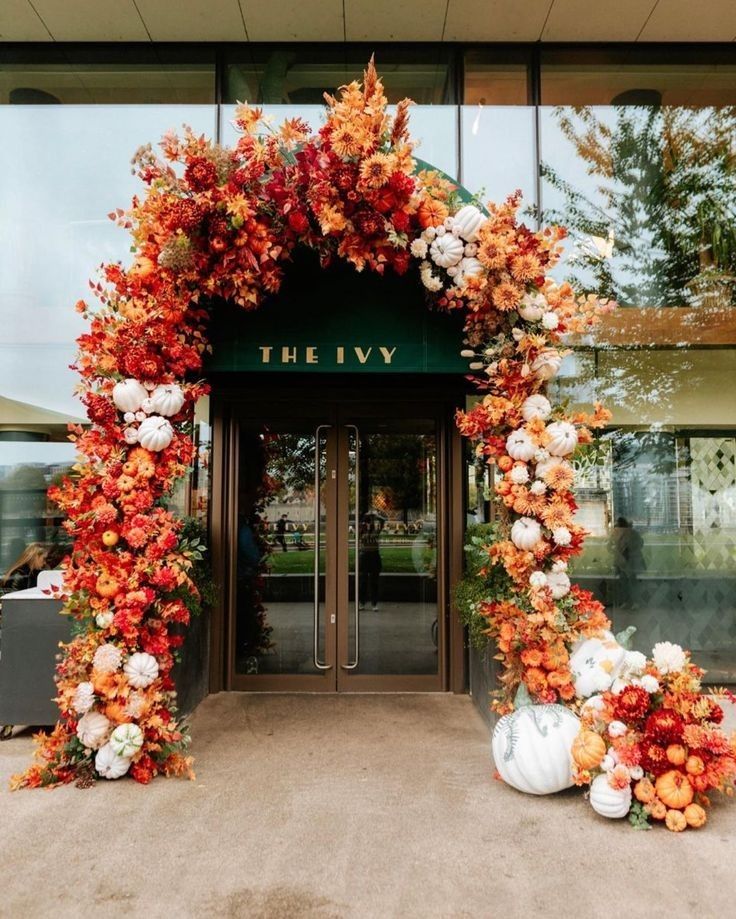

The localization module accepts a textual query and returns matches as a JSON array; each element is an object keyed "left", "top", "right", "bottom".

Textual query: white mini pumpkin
[
  {"left": 137, "top": 415, "right": 174, "bottom": 452},
  {"left": 589, "top": 773, "right": 632, "bottom": 819},
  {"left": 492, "top": 688, "right": 580, "bottom": 795},
  {"left": 76, "top": 710, "right": 111, "bottom": 750},
  {"left": 123, "top": 427, "right": 139, "bottom": 445},
  {"left": 112, "top": 379, "right": 149, "bottom": 414},
  {"left": 452, "top": 204, "right": 485, "bottom": 242},
  {"left": 109, "top": 722, "right": 144, "bottom": 758},
  {"left": 569, "top": 632, "right": 627, "bottom": 698},
  {"left": 506, "top": 430, "right": 537, "bottom": 462},
  {"left": 150, "top": 383, "right": 185, "bottom": 418},
  {"left": 546, "top": 570, "right": 571, "bottom": 599},
  {"left": 545, "top": 421, "right": 578, "bottom": 457},
  {"left": 124, "top": 652, "right": 159, "bottom": 689},
  {"left": 521, "top": 394, "right": 552, "bottom": 422},
  {"left": 453, "top": 257, "right": 484, "bottom": 288},
  {"left": 95, "top": 742, "right": 132, "bottom": 780},
  {"left": 531, "top": 349, "right": 563, "bottom": 381},
  {"left": 510, "top": 517, "right": 542, "bottom": 551},
  {"left": 518, "top": 293, "right": 546, "bottom": 322},
  {"left": 429, "top": 233, "right": 464, "bottom": 268}
]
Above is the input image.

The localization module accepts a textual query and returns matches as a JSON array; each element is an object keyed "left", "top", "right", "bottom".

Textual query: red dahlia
[
  {"left": 644, "top": 708, "right": 685, "bottom": 745},
  {"left": 639, "top": 741, "right": 670, "bottom": 776},
  {"left": 613, "top": 685, "right": 651, "bottom": 724},
  {"left": 388, "top": 170, "right": 415, "bottom": 199},
  {"left": 184, "top": 157, "right": 218, "bottom": 191},
  {"left": 333, "top": 164, "right": 358, "bottom": 191},
  {"left": 352, "top": 208, "right": 385, "bottom": 237}
]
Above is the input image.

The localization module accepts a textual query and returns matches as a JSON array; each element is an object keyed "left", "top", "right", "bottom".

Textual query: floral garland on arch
[{"left": 12, "top": 61, "right": 736, "bottom": 829}]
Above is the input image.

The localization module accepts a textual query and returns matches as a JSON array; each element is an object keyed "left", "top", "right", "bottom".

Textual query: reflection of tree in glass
[
  {"left": 541, "top": 105, "right": 736, "bottom": 306},
  {"left": 264, "top": 432, "right": 320, "bottom": 497},
  {"left": 362, "top": 434, "right": 429, "bottom": 524}
]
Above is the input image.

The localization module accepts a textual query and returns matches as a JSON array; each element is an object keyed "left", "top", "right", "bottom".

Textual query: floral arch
[{"left": 13, "top": 62, "right": 736, "bottom": 833}]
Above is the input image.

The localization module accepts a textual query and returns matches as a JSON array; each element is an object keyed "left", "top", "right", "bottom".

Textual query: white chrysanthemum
[
  {"left": 608, "top": 720, "right": 627, "bottom": 738},
  {"left": 530, "top": 480, "right": 547, "bottom": 496},
  {"left": 639, "top": 674, "right": 660, "bottom": 694},
  {"left": 552, "top": 559, "right": 568, "bottom": 573},
  {"left": 621, "top": 650, "right": 647, "bottom": 676},
  {"left": 422, "top": 227, "right": 436, "bottom": 241},
  {"left": 93, "top": 642, "right": 123, "bottom": 674},
  {"left": 652, "top": 641, "right": 686, "bottom": 675},
  {"left": 95, "top": 610, "right": 113, "bottom": 629},
  {"left": 410, "top": 238, "right": 428, "bottom": 259},
  {"left": 126, "top": 691, "right": 147, "bottom": 719},
  {"left": 529, "top": 571, "right": 548, "bottom": 589},
  {"left": 509, "top": 464, "right": 530, "bottom": 485},
  {"left": 541, "top": 311, "right": 559, "bottom": 330},
  {"left": 552, "top": 526, "right": 572, "bottom": 546},
  {"left": 421, "top": 272, "right": 443, "bottom": 292},
  {"left": 72, "top": 681, "right": 95, "bottom": 714}
]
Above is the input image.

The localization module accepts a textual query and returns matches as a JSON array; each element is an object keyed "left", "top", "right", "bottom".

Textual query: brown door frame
[{"left": 208, "top": 375, "right": 469, "bottom": 694}]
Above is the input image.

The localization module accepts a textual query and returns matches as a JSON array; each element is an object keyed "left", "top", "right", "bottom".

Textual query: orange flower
[
  {"left": 510, "top": 252, "right": 542, "bottom": 282},
  {"left": 520, "top": 648, "right": 544, "bottom": 667},
  {"left": 541, "top": 499, "right": 574, "bottom": 531},
  {"left": 330, "top": 125, "right": 361, "bottom": 158},
  {"left": 524, "top": 667, "right": 548, "bottom": 694},
  {"left": 610, "top": 764, "right": 632, "bottom": 790},
  {"left": 359, "top": 152, "right": 394, "bottom": 188},
  {"left": 491, "top": 280, "right": 523, "bottom": 312},
  {"left": 542, "top": 461, "right": 575, "bottom": 491}
]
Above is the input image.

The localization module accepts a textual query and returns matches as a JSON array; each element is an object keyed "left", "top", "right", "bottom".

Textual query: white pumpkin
[
  {"left": 589, "top": 773, "right": 632, "bottom": 819},
  {"left": 76, "top": 710, "right": 110, "bottom": 750},
  {"left": 112, "top": 379, "right": 148, "bottom": 414},
  {"left": 492, "top": 692, "right": 580, "bottom": 795},
  {"left": 429, "top": 233, "right": 464, "bottom": 268},
  {"left": 569, "top": 632, "right": 627, "bottom": 698},
  {"left": 546, "top": 570, "right": 571, "bottom": 599},
  {"left": 510, "top": 517, "right": 542, "bottom": 551},
  {"left": 453, "top": 257, "right": 484, "bottom": 288},
  {"left": 531, "top": 349, "right": 563, "bottom": 381},
  {"left": 95, "top": 742, "right": 132, "bottom": 780},
  {"left": 506, "top": 430, "right": 537, "bottom": 462},
  {"left": 137, "top": 415, "right": 173, "bottom": 452},
  {"left": 545, "top": 421, "right": 579, "bottom": 457},
  {"left": 124, "top": 652, "right": 159, "bottom": 689},
  {"left": 521, "top": 394, "right": 552, "bottom": 422},
  {"left": 109, "top": 722, "right": 144, "bottom": 758},
  {"left": 150, "top": 383, "right": 185, "bottom": 418},
  {"left": 518, "top": 293, "right": 546, "bottom": 322},
  {"left": 123, "top": 427, "right": 139, "bottom": 445},
  {"left": 452, "top": 204, "right": 485, "bottom": 243}
]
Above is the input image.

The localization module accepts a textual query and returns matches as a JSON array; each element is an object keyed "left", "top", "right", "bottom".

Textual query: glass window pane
[
  {"left": 464, "top": 50, "right": 531, "bottom": 105},
  {"left": 0, "top": 48, "right": 216, "bottom": 105},
  {"left": 224, "top": 48, "right": 455, "bottom": 105}
]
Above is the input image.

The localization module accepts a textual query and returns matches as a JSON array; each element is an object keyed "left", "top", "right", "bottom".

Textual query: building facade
[{"left": 1, "top": 37, "right": 735, "bottom": 712}]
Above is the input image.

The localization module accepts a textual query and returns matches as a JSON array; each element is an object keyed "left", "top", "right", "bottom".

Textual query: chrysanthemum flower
[{"left": 359, "top": 152, "right": 394, "bottom": 188}]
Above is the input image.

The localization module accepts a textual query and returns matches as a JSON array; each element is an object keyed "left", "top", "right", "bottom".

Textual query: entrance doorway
[{"left": 213, "top": 386, "right": 464, "bottom": 692}]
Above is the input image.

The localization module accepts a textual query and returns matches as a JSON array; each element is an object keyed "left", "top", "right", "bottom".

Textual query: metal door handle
[
  {"left": 342, "top": 425, "right": 360, "bottom": 670},
  {"left": 313, "top": 425, "right": 332, "bottom": 671}
]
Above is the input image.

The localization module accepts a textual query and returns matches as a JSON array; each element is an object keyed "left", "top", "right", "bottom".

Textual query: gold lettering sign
[{"left": 257, "top": 345, "right": 398, "bottom": 367}]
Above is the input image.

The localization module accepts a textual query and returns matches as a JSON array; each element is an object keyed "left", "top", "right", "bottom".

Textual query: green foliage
[
  {"left": 454, "top": 522, "right": 512, "bottom": 650},
  {"left": 628, "top": 799, "right": 652, "bottom": 831},
  {"left": 178, "top": 517, "right": 217, "bottom": 614}
]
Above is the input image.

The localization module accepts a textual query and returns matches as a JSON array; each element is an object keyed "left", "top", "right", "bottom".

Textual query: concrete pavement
[{"left": 1, "top": 693, "right": 735, "bottom": 918}]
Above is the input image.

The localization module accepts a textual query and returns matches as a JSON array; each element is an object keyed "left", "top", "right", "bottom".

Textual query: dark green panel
[{"left": 206, "top": 248, "right": 467, "bottom": 374}]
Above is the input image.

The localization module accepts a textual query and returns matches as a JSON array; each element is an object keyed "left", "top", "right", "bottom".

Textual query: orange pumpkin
[
  {"left": 95, "top": 574, "right": 120, "bottom": 599},
  {"left": 684, "top": 803, "right": 707, "bottom": 828},
  {"left": 666, "top": 744, "right": 687, "bottom": 766},
  {"left": 646, "top": 797, "right": 667, "bottom": 820},
  {"left": 122, "top": 461, "right": 138, "bottom": 476},
  {"left": 685, "top": 755, "right": 705, "bottom": 776},
  {"left": 665, "top": 809, "right": 688, "bottom": 833},
  {"left": 497, "top": 455, "right": 514, "bottom": 473},
  {"left": 417, "top": 197, "right": 449, "bottom": 229},
  {"left": 101, "top": 530, "right": 119, "bottom": 547},
  {"left": 129, "top": 447, "right": 154, "bottom": 464},
  {"left": 117, "top": 474, "right": 136, "bottom": 493},
  {"left": 572, "top": 730, "right": 607, "bottom": 770},
  {"left": 656, "top": 770, "right": 694, "bottom": 810},
  {"left": 634, "top": 778, "right": 656, "bottom": 804},
  {"left": 119, "top": 301, "right": 147, "bottom": 322}
]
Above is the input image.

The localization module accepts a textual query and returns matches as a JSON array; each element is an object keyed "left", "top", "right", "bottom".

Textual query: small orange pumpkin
[
  {"left": 129, "top": 447, "right": 154, "bottom": 464},
  {"left": 656, "top": 770, "right": 694, "bottom": 810},
  {"left": 634, "top": 778, "right": 656, "bottom": 804},
  {"left": 685, "top": 755, "right": 705, "bottom": 776},
  {"left": 117, "top": 474, "right": 136, "bottom": 493},
  {"left": 101, "top": 530, "right": 119, "bottom": 547},
  {"left": 95, "top": 574, "right": 120, "bottom": 599},
  {"left": 666, "top": 744, "right": 687, "bottom": 766},
  {"left": 417, "top": 197, "right": 449, "bottom": 229},
  {"left": 665, "top": 809, "right": 688, "bottom": 833},
  {"left": 572, "top": 730, "right": 607, "bottom": 770},
  {"left": 122, "top": 461, "right": 138, "bottom": 476},
  {"left": 684, "top": 803, "right": 707, "bottom": 828},
  {"left": 646, "top": 797, "right": 667, "bottom": 820},
  {"left": 497, "top": 455, "right": 514, "bottom": 472}
]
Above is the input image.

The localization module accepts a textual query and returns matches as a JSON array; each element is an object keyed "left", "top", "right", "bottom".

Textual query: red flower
[
  {"left": 130, "top": 754, "right": 156, "bottom": 785},
  {"left": 287, "top": 210, "right": 310, "bottom": 234},
  {"left": 185, "top": 157, "right": 218, "bottom": 191},
  {"left": 613, "top": 685, "right": 651, "bottom": 724},
  {"left": 639, "top": 741, "right": 670, "bottom": 776},
  {"left": 352, "top": 208, "right": 385, "bottom": 237},
  {"left": 645, "top": 709, "right": 685, "bottom": 745}
]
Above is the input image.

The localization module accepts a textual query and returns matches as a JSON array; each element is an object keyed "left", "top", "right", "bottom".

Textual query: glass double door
[{"left": 230, "top": 401, "right": 443, "bottom": 691}]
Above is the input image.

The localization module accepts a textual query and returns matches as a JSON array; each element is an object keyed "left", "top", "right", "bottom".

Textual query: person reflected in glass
[
  {"left": 275, "top": 513, "right": 288, "bottom": 552},
  {"left": 359, "top": 512, "right": 384, "bottom": 612},
  {"left": 610, "top": 517, "right": 645, "bottom": 610},
  {"left": 1, "top": 543, "right": 49, "bottom": 594}
]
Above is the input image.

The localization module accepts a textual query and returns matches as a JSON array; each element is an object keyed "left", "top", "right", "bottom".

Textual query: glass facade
[{"left": 1, "top": 44, "right": 734, "bottom": 680}]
